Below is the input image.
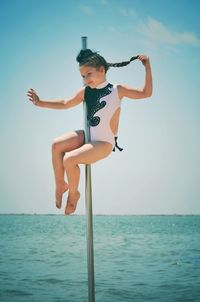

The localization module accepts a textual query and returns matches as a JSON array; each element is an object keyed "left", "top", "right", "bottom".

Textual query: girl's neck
[{"left": 96, "top": 80, "right": 108, "bottom": 89}]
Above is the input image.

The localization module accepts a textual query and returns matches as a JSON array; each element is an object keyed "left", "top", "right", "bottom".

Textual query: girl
[{"left": 27, "top": 49, "right": 152, "bottom": 215}]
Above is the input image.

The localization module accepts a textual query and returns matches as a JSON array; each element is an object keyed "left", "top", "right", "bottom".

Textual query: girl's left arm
[{"left": 118, "top": 55, "right": 153, "bottom": 100}]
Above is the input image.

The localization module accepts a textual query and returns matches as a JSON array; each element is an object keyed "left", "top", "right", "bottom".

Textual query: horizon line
[{"left": 0, "top": 213, "right": 199, "bottom": 216}]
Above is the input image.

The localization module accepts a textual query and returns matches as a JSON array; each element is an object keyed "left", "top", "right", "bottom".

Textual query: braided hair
[{"left": 76, "top": 49, "right": 138, "bottom": 73}]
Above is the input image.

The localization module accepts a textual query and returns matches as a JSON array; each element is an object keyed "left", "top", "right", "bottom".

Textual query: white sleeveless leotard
[{"left": 84, "top": 81, "right": 121, "bottom": 148}]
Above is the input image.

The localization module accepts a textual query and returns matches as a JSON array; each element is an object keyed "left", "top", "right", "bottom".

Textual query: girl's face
[{"left": 79, "top": 65, "right": 106, "bottom": 88}]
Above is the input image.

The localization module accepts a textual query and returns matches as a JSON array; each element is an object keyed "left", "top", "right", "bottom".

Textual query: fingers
[
  {"left": 27, "top": 88, "right": 36, "bottom": 96},
  {"left": 27, "top": 91, "right": 33, "bottom": 101},
  {"left": 137, "top": 54, "right": 150, "bottom": 67},
  {"left": 26, "top": 88, "right": 37, "bottom": 102},
  {"left": 138, "top": 54, "right": 149, "bottom": 62}
]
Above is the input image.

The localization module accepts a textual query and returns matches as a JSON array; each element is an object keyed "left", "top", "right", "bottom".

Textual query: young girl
[{"left": 27, "top": 49, "right": 152, "bottom": 215}]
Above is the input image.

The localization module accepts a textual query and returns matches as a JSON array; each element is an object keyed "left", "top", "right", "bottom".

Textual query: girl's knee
[
  {"left": 63, "top": 153, "right": 77, "bottom": 168},
  {"left": 52, "top": 139, "right": 61, "bottom": 152},
  {"left": 52, "top": 136, "right": 69, "bottom": 153}
]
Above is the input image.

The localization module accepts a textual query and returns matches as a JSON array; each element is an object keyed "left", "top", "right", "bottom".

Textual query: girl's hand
[
  {"left": 27, "top": 88, "right": 40, "bottom": 106},
  {"left": 138, "top": 55, "right": 150, "bottom": 68}
]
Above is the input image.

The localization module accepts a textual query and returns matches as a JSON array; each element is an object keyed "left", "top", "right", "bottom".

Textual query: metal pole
[{"left": 81, "top": 36, "right": 95, "bottom": 302}]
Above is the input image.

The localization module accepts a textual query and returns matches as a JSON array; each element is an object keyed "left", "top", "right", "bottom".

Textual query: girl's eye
[{"left": 81, "top": 72, "right": 92, "bottom": 79}]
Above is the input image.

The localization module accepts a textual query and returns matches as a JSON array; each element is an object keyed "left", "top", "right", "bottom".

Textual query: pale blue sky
[{"left": 1, "top": 0, "right": 200, "bottom": 214}]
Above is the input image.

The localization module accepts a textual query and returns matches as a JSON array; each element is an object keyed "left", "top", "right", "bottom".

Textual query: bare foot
[
  {"left": 65, "top": 191, "right": 80, "bottom": 215},
  {"left": 56, "top": 183, "right": 69, "bottom": 209}
]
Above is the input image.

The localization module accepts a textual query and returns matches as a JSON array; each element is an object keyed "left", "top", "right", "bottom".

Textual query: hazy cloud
[
  {"left": 140, "top": 17, "right": 200, "bottom": 47},
  {"left": 100, "top": 0, "right": 108, "bottom": 5},
  {"left": 79, "top": 5, "right": 93, "bottom": 15},
  {"left": 118, "top": 7, "right": 137, "bottom": 19},
  {"left": 108, "top": 26, "right": 121, "bottom": 37}
]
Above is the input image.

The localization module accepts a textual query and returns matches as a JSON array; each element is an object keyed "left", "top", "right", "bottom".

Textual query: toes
[
  {"left": 56, "top": 201, "right": 62, "bottom": 209},
  {"left": 56, "top": 191, "right": 62, "bottom": 206},
  {"left": 65, "top": 192, "right": 80, "bottom": 215},
  {"left": 65, "top": 203, "right": 75, "bottom": 215},
  {"left": 55, "top": 184, "right": 69, "bottom": 209}
]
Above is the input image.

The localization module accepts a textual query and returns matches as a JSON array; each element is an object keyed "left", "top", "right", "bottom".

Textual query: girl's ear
[{"left": 99, "top": 66, "right": 105, "bottom": 74}]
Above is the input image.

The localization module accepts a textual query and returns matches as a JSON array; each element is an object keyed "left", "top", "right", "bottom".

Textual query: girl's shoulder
[
  {"left": 116, "top": 84, "right": 125, "bottom": 100},
  {"left": 75, "top": 87, "right": 85, "bottom": 101}
]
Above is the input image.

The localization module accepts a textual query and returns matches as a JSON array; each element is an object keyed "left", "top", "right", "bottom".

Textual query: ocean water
[{"left": 0, "top": 215, "right": 200, "bottom": 302}]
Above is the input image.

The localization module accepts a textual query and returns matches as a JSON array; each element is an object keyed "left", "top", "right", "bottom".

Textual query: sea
[{"left": 0, "top": 215, "right": 199, "bottom": 302}]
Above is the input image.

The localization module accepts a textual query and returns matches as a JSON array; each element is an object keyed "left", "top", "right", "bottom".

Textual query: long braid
[
  {"left": 108, "top": 55, "right": 139, "bottom": 68},
  {"left": 76, "top": 49, "right": 139, "bottom": 72}
]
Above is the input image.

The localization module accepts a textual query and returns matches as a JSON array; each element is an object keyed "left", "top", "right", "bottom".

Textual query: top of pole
[{"left": 81, "top": 36, "right": 87, "bottom": 50}]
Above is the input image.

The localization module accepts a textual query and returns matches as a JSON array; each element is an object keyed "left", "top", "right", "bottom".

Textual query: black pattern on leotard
[{"left": 84, "top": 83, "right": 113, "bottom": 127}]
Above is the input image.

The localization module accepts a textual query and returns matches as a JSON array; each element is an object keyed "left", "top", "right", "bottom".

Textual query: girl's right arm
[{"left": 27, "top": 88, "right": 84, "bottom": 110}]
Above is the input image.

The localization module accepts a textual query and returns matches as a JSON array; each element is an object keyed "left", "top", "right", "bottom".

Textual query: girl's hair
[{"left": 76, "top": 49, "right": 138, "bottom": 73}]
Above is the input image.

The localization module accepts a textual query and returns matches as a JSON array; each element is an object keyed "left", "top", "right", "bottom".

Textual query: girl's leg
[
  {"left": 63, "top": 141, "right": 113, "bottom": 215},
  {"left": 51, "top": 130, "right": 84, "bottom": 208}
]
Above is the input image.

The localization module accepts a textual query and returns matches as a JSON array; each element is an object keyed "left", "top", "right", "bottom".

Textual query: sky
[{"left": 0, "top": 0, "right": 200, "bottom": 215}]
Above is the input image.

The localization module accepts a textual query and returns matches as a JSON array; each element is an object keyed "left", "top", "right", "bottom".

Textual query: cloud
[
  {"left": 140, "top": 17, "right": 200, "bottom": 47},
  {"left": 108, "top": 26, "right": 121, "bottom": 37},
  {"left": 79, "top": 5, "right": 93, "bottom": 15},
  {"left": 118, "top": 7, "right": 137, "bottom": 19},
  {"left": 100, "top": 0, "right": 108, "bottom": 5}
]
